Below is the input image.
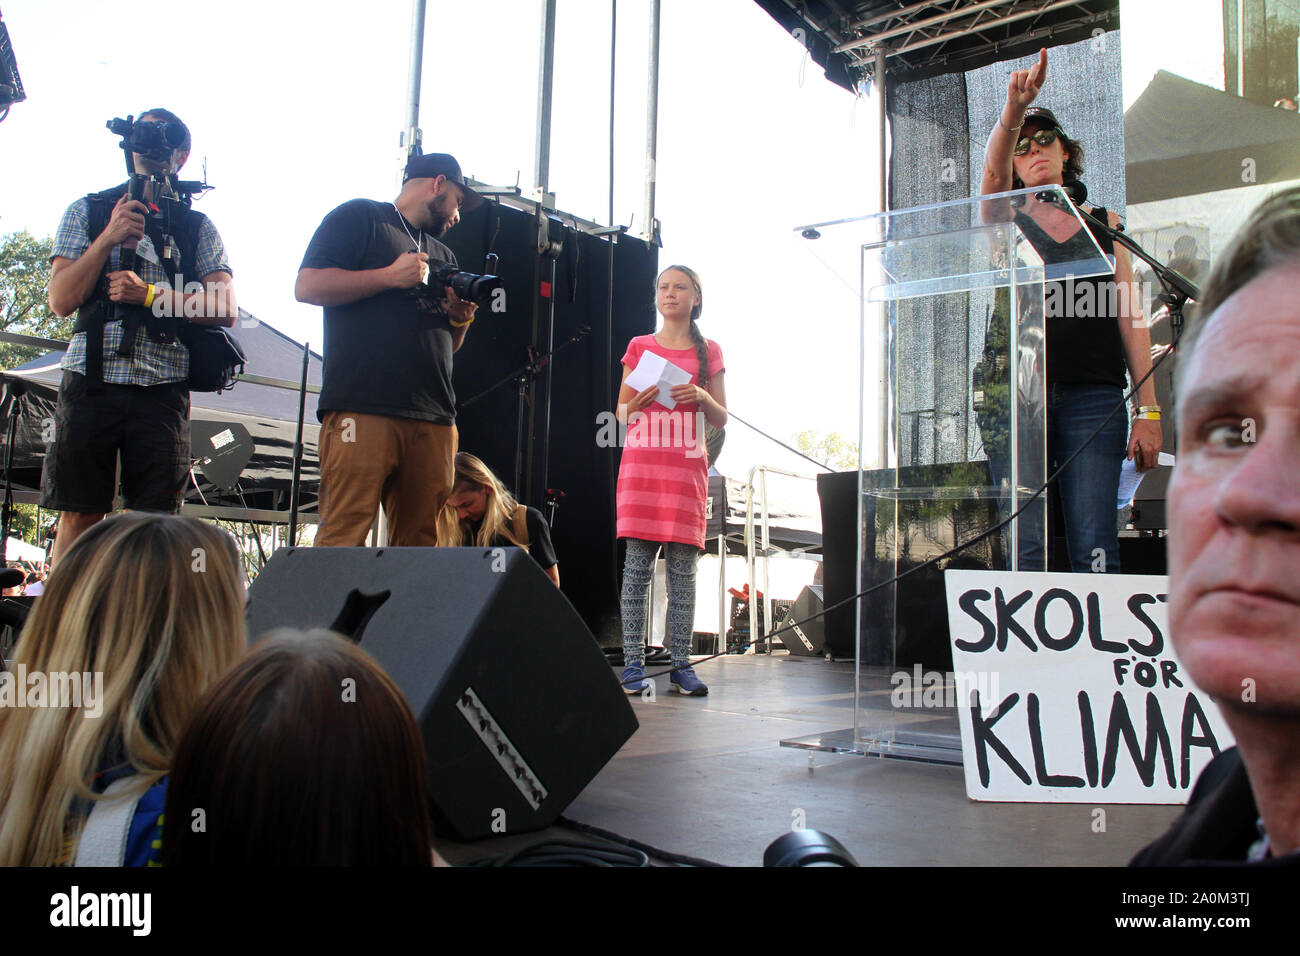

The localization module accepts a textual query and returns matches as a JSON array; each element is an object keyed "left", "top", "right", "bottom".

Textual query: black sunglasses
[{"left": 1014, "top": 128, "right": 1062, "bottom": 155}]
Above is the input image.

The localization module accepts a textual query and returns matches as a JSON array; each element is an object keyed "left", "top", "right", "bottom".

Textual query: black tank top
[{"left": 1015, "top": 206, "right": 1128, "bottom": 389}]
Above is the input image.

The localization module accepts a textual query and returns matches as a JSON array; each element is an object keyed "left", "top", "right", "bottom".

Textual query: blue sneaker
[
  {"left": 620, "top": 664, "right": 650, "bottom": 695},
  {"left": 670, "top": 665, "right": 708, "bottom": 696}
]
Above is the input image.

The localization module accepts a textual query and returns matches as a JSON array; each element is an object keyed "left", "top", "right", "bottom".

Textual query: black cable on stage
[
  {"left": 622, "top": 332, "right": 1179, "bottom": 687},
  {"left": 455, "top": 818, "right": 727, "bottom": 867},
  {"left": 555, "top": 816, "right": 726, "bottom": 867},
  {"left": 460, "top": 839, "right": 649, "bottom": 867},
  {"left": 727, "top": 410, "right": 834, "bottom": 473}
]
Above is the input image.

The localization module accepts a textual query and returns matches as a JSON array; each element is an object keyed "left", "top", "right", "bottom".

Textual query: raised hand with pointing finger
[{"left": 1008, "top": 47, "right": 1048, "bottom": 114}]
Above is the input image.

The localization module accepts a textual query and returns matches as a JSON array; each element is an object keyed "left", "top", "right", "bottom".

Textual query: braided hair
[
  {"left": 659, "top": 264, "right": 724, "bottom": 462},
  {"left": 660, "top": 265, "right": 709, "bottom": 388}
]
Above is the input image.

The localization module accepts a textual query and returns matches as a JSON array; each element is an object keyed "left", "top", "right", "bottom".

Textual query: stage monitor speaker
[
  {"left": 776, "top": 585, "right": 825, "bottom": 657},
  {"left": 245, "top": 546, "right": 638, "bottom": 841}
]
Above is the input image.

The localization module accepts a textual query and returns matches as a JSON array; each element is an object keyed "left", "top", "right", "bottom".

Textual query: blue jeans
[
  {"left": 984, "top": 383, "right": 1126, "bottom": 572},
  {"left": 1046, "top": 383, "right": 1126, "bottom": 573}
]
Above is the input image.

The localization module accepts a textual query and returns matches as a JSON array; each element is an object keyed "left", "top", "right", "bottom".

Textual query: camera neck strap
[{"left": 391, "top": 203, "right": 424, "bottom": 253}]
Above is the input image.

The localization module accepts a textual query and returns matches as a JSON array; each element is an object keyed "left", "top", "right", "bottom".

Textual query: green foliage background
[{"left": 1, "top": 231, "right": 73, "bottom": 550}]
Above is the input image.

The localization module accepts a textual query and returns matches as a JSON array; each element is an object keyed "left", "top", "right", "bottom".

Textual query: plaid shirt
[{"left": 52, "top": 188, "right": 232, "bottom": 386}]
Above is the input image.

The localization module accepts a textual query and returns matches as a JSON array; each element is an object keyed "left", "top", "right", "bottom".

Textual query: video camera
[{"left": 107, "top": 114, "right": 186, "bottom": 163}]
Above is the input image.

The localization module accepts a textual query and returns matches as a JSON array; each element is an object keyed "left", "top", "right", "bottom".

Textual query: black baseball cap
[
  {"left": 1022, "top": 106, "right": 1064, "bottom": 133},
  {"left": 402, "top": 152, "right": 484, "bottom": 212}
]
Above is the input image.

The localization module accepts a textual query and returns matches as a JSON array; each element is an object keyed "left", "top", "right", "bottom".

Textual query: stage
[{"left": 433, "top": 652, "right": 1183, "bottom": 867}]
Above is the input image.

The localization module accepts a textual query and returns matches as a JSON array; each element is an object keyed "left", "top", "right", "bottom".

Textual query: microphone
[{"left": 1035, "top": 180, "right": 1088, "bottom": 208}]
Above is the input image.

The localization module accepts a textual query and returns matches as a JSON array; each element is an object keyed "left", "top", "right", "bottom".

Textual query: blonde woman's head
[
  {"left": 0, "top": 513, "right": 248, "bottom": 865},
  {"left": 437, "top": 453, "right": 524, "bottom": 549}
]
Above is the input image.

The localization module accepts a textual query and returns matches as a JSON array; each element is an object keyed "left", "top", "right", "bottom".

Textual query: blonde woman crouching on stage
[
  {"left": 437, "top": 452, "right": 559, "bottom": 586},
  {"left": 0, "top": 513, "right": 247, "bottom": 866},
  {"left": 616, "top": 265, "right": 727, "bottom": 697}
]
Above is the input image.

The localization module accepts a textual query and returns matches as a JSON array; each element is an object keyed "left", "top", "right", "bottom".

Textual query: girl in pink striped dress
[{"left": 616, "top": 265, "right": 727, "bottom": 697}]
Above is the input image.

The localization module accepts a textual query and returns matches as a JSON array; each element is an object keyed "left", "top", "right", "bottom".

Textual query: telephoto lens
[{"left": 431, "top": 265, "right": 503, "bottom": 306}]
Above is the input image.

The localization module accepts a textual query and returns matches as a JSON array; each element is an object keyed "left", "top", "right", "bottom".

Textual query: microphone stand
[
  {"left": 288, "top": 340, "right": 310, "bottom": 547},
  {"left": 1073, "top": 206, "right": 1201, "bottom": 339},
  {"left": 1, "top": 380, "right": 26, "bottom": 555},
  {"left": 1038, "top": 190, "right": 1202, "bottom": 338},
  {"left": 457, "top": 326, "right": 593, "bottom": 494}
]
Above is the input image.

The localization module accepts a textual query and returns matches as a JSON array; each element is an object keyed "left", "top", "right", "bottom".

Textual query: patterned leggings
[{"left": 621, "top": 538, "right": 698, "bottom": 667}]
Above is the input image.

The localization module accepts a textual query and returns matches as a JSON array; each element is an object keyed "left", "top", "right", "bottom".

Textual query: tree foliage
[
  {"left": 1, "top": 230, "right": 73, "bottom": 369},
  {"left": 4, "top": 504, "right": 54, "bottom": 553},
  {"left": 792, "top": 429, "right": 859, "bottom": 470}
]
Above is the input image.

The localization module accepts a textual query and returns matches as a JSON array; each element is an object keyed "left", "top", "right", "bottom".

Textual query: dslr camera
[{"left": 410, "top": 264, "right": 503, "bottom": 312}]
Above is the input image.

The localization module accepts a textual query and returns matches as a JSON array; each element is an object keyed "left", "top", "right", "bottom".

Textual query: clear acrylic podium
[{"left": 781, "top": 187, "right": 1113, "bottom": 764}]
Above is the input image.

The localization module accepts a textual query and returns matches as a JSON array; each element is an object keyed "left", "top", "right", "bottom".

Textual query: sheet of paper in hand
[
  {"left": 943, "top": 569, "right": 1234, "bottom": 804},
  {"left": 625, "top": 351, "right": 692, "bottom": 410}
]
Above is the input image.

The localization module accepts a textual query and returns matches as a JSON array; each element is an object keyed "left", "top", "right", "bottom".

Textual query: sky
[
  {"left": 0, "top": 0, "right": 1247, "bottom": 494},
  {"left": 0, "top": 0, "right": 877, "bottom": 495},
  {"left": 1119, "top": 0, "right": 1226, "bottom": 109}
]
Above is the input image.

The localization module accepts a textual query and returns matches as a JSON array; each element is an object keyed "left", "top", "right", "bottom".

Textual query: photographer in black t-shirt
[{"left": 295, "top": 153, "right": 483, "bottom": 547}]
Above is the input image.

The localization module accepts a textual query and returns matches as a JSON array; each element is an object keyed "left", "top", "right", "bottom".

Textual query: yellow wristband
[
  {"left": 1136, "top": 411, "right": 1161, "bottom": 421},
  {"left": 449, "top": 317, "right": 474, "bottom": 328},
  {"left": 143, "top": 284, "right": 157, "bottom": 308}
]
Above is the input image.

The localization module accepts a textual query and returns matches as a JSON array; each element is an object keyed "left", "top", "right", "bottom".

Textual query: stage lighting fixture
[{"left": 0, "top": 13, "right": 26, "bottom": 117}]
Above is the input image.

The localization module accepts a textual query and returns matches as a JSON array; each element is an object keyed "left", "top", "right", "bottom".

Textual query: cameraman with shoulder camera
[
  {"left": 42, "top": 109, "right": 236, "bottom": 565},
  {"left": 295, "top": 152, "right": 482, "bottom": 547}
]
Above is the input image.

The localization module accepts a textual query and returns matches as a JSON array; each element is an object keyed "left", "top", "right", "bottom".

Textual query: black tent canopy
[
  {"left": 1125, "top": 69, "right": 1300, "bottom": 204},
  {"left": 0, "top": 310, "right": 322, "bottom": 516}
]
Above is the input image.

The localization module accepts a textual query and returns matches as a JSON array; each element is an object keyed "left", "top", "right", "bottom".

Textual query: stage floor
[{"left": 435, "top": 653, "right": 1184, "bottom": 867}]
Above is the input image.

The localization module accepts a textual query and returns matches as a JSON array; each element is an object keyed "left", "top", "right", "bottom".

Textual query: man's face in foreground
[{"left": 1167, "top": 262, "right": 1300, "bottom": 715}]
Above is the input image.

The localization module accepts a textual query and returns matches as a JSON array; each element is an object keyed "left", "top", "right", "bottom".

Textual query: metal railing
[{"left": 743, "top": 465, "right": 820, "bottom": 654}]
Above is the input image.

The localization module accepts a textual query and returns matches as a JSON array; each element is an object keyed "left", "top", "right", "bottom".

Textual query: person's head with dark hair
[
  {"left": 139, "top": 108, "right": 191, "bottom": 152},
  {"left": 1134, "top": 185, "right": 1300, "bottom": 864},
  {"left": 131, "top": 107, "right": 191, "bottom": 178},
  {"left": 162, "top": 629, "right": 434, "bottom": 866}
]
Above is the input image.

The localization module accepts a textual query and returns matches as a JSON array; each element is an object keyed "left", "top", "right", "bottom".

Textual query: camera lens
[
  {"left": 448, "top": 272, "right": 502, "bottom": 305},
  {"left": 161, "top": 122, "right": 187, "bottom": 148}
]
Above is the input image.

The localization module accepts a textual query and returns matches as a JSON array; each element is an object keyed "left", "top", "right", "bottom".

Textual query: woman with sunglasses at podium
[{"left": 979, "top": 47, "right": 1162, "bottom": 574}]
